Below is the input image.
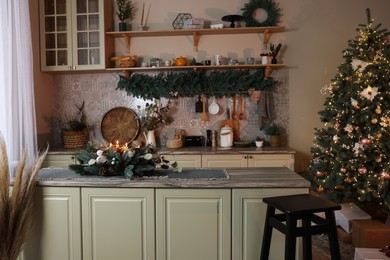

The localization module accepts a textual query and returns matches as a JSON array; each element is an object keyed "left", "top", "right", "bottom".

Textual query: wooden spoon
[
  {"left": 231, "top": 94, "right": 237, "bottom": 120},
  {"left": 201, "top": 95, "right": 208, "bottom": 121},
  {"left": 238, "top": 94, "right": 245, "bottom": 120}
]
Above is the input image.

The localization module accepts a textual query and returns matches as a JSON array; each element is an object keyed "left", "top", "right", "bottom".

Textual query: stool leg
[
  {"left": 325, "top": 211, "right": 340, "bottom": 260},
  {"left": 260, "top": 205, "right": 275, "bottom": 260},
  {"left": 285, "top": 214, "right": 297, "bottom": 260},
  {"left": 302, "top": 216, "right": 312, "bottom": 260}
]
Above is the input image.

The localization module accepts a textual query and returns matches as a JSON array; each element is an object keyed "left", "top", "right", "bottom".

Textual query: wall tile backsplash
[{"left": 51, "top": 69, "right": 289, "bottom": 147}]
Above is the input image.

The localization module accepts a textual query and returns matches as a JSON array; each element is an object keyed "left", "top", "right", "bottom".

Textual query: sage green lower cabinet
[
  {"left": 160, "top": 154, "right": 202, "bottom": 168},
  {"left": 81, "top": 188, "right": 155, "bottom": 260},
  {"left": 201, "top": 154, "right": 295, "bottom": 170},
  {"left": 232, "top": 188, "right": 308, "bottom": 260},
  {"left": 155, "top": 189, "right": 231, "bottom": 260},
  {"left": 202, "top": 154, "right": 248, "bottom": 168},
  {"left": 41, "top": 154, "right": 76, "bottom": 168},
  {"left": 22, "top": 187, "right": 82, "bottom": 260}
]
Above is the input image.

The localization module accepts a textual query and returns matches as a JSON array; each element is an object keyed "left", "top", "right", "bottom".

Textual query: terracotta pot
[{"left": 269, "top": 135, "right": 281, "bottom": 147}]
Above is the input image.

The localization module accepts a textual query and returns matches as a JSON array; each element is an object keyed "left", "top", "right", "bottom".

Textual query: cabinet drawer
[{"left": 42, "top": 154, "right": 76, "bottom": 168}]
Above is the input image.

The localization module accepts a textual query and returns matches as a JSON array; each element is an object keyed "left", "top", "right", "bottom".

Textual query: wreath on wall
[{"left": 241, "top": 0, "right": 282, "bottom": 27}]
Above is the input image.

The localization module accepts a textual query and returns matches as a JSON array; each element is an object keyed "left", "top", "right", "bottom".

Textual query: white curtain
[{"left": 0, "top": 0, "right": 37, "bottom": 176}]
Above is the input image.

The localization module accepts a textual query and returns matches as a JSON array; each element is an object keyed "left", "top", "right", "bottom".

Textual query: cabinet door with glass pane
[{"left": 39, "top": 0, "right": 106, "bottom": 71}]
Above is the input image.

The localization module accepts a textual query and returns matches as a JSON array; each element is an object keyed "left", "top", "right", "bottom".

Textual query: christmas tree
[{"left": 305, "top": 9, "right": 390, "bottom": 211}]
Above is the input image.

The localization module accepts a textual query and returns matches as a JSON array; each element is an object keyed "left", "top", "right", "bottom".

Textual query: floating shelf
[
  {"left": 106, "top": 26, "right": 285, "bottom": 52},
  {"left": 106, "top": 64, "right": 285, "bottom": 78}
]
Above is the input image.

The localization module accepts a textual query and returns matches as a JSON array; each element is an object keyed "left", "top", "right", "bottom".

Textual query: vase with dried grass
[{"left": 0, "top": 134, "right": 48, "bottom": 260}]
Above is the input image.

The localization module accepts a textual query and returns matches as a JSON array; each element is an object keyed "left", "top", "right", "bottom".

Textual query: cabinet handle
[
  {"left": 249, "top": 155, "right": 253, "bottom": 159},
  {"left": 244, "top": 156, "right": 247, "bottom": 159}
]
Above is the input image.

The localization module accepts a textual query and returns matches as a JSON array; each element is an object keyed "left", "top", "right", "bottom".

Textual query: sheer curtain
[{"left": 0, "top": 0, "right": 37, "bottom": 176}]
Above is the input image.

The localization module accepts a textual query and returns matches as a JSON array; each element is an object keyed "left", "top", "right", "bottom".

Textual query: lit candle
[
  {"left": 140, "top": 3, "right": 145, "bottom": 26},
  {"left": 116, "top": 140, "right": 119, "bottom": 148}
]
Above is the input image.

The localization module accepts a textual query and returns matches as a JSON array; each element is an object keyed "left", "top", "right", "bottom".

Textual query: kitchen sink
[{"left": 154, "top": 168, "right": 229, "bottom": 179}]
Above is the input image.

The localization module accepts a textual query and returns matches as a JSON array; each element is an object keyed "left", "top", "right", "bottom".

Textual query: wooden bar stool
[{"left": 260, "top": 194, "right": 341, "bottom": 260}]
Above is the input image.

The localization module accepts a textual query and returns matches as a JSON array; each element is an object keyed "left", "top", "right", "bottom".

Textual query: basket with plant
[{"left": 61, "top": 101, "right": 89, "bottom": 149}]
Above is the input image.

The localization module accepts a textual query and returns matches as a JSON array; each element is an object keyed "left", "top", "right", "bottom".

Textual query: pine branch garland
[{"left": 116, "top": 69, "right": 277, "bottom": 99}]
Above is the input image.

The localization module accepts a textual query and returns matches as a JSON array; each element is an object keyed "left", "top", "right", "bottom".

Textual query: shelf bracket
[
  {"left": 193, "top": 32, "right": 199, "bottom": 51},
  {"left": 265, "top": 66, "right": 272, "bottom": 79},
  {"left": 123, "top": 35, "right": 131, "bottom": 53},
  {"left": 263, "top": 29, "right": 271, "bottom": 48}
]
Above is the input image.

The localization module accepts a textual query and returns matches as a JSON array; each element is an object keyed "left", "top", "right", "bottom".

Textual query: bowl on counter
[{"left": 166, "top": 139, "right": 183, "bottom": 149}]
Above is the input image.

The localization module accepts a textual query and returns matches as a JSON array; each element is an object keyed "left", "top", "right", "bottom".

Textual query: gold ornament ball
[
  {"left": 316, "top": 171, "right": 326, "bottom": 177},
  {"left": 340, "top": 167, "right": 347, "bottom": 174},
  {"left": 345, "top": 177, "right": 354, "bottom": 184},
  {"left": 376, "top": 157, "right": 382, "bottom": 163},
  {"left": 377, "top": 132, "right": 382, "bottom": 139},
  {"left": 317, "top": 186, "right": 324, "bottom": 193},
  {"left": 375, "top": 107, "right": 382, "bottom": 114},
  {"left": 371, "top": 118, "right": 378, "bottom": 124}
]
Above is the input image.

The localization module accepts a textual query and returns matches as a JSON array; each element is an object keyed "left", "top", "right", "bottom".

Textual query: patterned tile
[{"left": 52, "top": 70, "right": 289, "bottom": 147}]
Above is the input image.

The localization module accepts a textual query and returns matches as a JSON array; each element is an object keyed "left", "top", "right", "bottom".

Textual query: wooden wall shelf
[
  {"left": 106, "top": 64, "right": 285, "bottom": 78},
  {"left": 106, "top": 26, "right": 284, "bottom": 52}
]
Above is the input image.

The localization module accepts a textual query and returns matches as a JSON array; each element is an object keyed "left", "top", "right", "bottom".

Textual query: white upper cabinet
[{"left": 39, "top": 0, "right": 110, "bottom": 71}]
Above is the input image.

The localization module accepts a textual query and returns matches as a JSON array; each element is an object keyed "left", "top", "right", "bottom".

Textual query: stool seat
[{"left": 260, "top": 194, "right": 341, "bottom": 260}]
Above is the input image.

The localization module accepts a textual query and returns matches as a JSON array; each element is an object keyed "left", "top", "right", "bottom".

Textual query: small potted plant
[
  {"left": 61, "top": 101, "right": 89, "bottom": 149},
  {"left": 263, "top": 123, "right": 281, "bottom": 147},
  {"left": 255, "top": 136, "right": 264, "bottom": 148},
  {"left": 269, "top": 42, "right": 282, "bottom": 64},
  {"left": 116, "top": 0, "right": 133, "bottom": 31}
]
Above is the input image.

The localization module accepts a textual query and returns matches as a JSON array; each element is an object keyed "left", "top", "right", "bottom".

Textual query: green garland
[
  {"left": 241, "top": 0, "right": 282, "bottom": 27},
  {"left": 116, "top": 69, "right": 277, "bottom": 99}
]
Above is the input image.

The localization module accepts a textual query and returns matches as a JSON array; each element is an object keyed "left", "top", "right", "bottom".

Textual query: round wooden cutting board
[{"left": 101, "top": 107, "right": 140, "bottom": 145}]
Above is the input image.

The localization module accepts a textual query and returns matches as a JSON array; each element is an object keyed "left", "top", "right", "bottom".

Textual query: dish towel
[{"left": 257, "top": 91, "right": 274, "bottom": 130}]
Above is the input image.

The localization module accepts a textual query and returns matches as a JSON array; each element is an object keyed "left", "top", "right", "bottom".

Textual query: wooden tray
[{"left": 101, "top": 107, "right": 140, "bottom": 145}]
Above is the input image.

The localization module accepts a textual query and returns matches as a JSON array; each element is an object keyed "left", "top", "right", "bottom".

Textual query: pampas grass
[{"left": 0, "top": 135, "right": 48, "bottom": 260}]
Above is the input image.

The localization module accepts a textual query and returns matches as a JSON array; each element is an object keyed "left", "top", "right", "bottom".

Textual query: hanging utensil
[
  {"left": 231, "top": 94, "right": 237, "bottom": 120},
  {"left": 208, "top": 96, "right": 220, "bottom": 115},
  {"left": 238, "top": 94, "right": 245, "bottom": 120},
  {"left": 201, "top": 95, "right": 208, "bottom": 121},
  {"left": 195, "top": 95, "right": 203, "bottom": 113}
]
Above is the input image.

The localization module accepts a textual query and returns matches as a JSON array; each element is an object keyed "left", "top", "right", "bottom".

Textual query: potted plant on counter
[
  {"left": 263, "top": 123, "right": 281, "bottom": 147},
  {"left": 116, "top": 0, "right": 133, "bottom": 31},
  {"left": 61, "top": 101, "right": 89, "bottom": 149}
]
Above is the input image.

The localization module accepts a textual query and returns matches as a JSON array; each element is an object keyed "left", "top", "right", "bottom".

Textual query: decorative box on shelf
[{"left": 335, "top": 203, "right": 371, "bottom": 233}]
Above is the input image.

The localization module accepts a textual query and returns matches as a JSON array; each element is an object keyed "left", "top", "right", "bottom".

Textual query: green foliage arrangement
[
  {"left": 263, "top": 123, "right": 280, "bottom": 135},
  {"left": 116, "top": 0, "right": 133, "bottom": 23},
  {"left": 139, "top": 101, "right": 173, "bottom": 131},
  {"left": 116, "top": 69, "right": 277, "bottom": 99},
  {"left": 69, "top": 143, "right": 181, "bottom": 179}
]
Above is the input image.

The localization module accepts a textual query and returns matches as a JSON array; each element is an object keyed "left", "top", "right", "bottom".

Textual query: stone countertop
[
  {"left": 48, "top": 146, "right": 296, "bottom": 155},
  {"left": 35, "top": 167, "right": 310, "bottom": 189}
]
